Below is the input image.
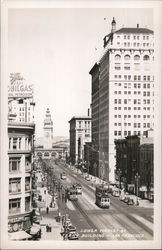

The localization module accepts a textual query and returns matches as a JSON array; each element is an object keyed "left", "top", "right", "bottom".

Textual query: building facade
[
  {"left": 43, "top": 108, "right": 53, "bottom": 149},
  {"left": 69, "top": 115, "right": 91, "bottom": 165},
  {"left": 114, "top": 130, "right": 154, "bottom": 200},
  {"left": 89, "top": 18, "right": 154, "bottom": 182},
  {"left": 8, "top": 73, "right": 35, "bottom": 239}
]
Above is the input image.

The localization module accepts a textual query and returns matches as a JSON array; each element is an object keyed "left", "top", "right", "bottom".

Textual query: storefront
[{"left": 8, "top": 213, "right": 32, "bottom": 234}]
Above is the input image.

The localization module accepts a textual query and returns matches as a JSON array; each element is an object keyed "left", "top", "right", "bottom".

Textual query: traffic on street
[{"left": 39, "top": 158, "right": 153, "bottom": 241}]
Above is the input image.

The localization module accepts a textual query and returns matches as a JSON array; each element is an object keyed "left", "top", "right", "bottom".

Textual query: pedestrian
[{"left": 46, "top": 206, "right": 49, "bottom": 214}]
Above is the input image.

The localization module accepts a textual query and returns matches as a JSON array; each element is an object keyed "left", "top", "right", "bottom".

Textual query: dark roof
[{"left": 115, "top": 27, "right": 153, "bottom": 34}]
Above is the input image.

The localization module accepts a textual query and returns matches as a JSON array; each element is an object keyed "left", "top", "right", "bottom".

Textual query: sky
[{"left": 8, "top": 7, "right": 153, "bottom": 138}]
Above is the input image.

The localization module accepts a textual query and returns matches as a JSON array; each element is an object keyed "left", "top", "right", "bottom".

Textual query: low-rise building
[
  {"left": 115, "top": 130, "right": 154, "bottom": 200},
  {"left": 69, "top": 112, "right": 91, "bottom": 165}
]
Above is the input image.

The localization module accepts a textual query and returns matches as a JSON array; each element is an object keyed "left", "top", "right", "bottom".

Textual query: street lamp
[{"left": 135, "top": 172, "right": 140, "bottom": 205}]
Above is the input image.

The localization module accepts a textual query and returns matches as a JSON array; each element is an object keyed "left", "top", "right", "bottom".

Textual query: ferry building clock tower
[{"left": 43, "top": 108, "right": 53, "bottom": 149}]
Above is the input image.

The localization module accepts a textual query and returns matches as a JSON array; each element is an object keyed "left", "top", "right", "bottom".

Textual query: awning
[
  {"left": 30, "top": 224, "right": 41, "bottom": 235},
  {"left": 8, "top": 231, "right": 32, "bottom": 240}
]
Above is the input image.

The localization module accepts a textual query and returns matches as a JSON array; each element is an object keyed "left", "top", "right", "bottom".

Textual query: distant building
[
  {"left": 43, "top": 108, "right": 53, "bottom": 149},
  {"left": 69, "top": 111, "right": 91, "bottom": 164},
  {"left": 115, "top": 130, "right": 154, "bottom": 200},
  {"left": 89, "top": 18, "right": 154, "bottom": 182},
  {"left": 8, "top": 73, "right": 35, "bottom": 239}
]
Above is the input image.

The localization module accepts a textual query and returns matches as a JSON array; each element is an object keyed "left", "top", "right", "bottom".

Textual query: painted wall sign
[{"left": 8, "top": 73, "right": 34, "bottom": 98}]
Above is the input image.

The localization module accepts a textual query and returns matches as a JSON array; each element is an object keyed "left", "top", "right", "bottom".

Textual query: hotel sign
[{"left": 8, "top": 73, "right": 33, "bottom": 99}]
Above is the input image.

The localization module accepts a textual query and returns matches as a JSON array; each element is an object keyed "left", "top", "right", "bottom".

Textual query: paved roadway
[{"left": 45, "top": 160, "right": 153, "bottom": 241}]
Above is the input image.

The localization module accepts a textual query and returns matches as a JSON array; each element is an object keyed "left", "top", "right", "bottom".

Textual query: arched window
[
  {"left": 115, "top": 54, "right": 121, "bottom": 60},
  {"left": 134, "top": 55, "right": 140, "bottom": 61},
  {"left": 37, "top": 152, "right": 42, "bottom": 157},
  {"left": 143, "top": 55, "right": 150, "bottom": 61},
  {"left": 44, "top": 152, "right": 49, "bottom": 157},
  {"left": 124, "top": 54, "right": 130, "bottom": 60}
]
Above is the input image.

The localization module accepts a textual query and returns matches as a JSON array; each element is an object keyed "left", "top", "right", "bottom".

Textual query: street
[{"left": 44, "top": 159, "right": 153, "bottom": 241}]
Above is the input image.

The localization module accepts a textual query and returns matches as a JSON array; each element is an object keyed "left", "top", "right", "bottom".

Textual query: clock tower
[{"left": 43, "top": 108, "right": 53, "bottom": 149}]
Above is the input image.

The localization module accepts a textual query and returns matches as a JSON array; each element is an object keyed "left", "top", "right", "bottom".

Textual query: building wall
[
  {"left": 115, "top": 133, "right": 154, "bottom": 199},
  {"left": 69, "top": 117, "right": 91, "bottom": 164},
  {"left": 8, "top": 124, "right": 35, "bottom": 233},
  {"left": 90, "top": 20, "right": 154, "bottom": 183}
]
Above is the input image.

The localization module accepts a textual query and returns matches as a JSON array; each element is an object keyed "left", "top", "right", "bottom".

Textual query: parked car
[
  {"left": 68, "top": 232, "right": 79, "bottom": 240},
  {"left": 85, "top": 176, "right": 90, "bottom": 181},
  {"left": 123, "top": 196, "right": 130, "bottom": 203},
  {"left": 127, "top": 198, "right": 134, "bottom": 205},
  {"left": 67, "top": 225, "right": 76, "bottom": 233}
]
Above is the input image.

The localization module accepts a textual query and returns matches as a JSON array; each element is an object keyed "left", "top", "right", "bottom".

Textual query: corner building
[
  {"left": 8, "top": 73, "right": 35, "bottom": 239},
  {"left": 90, "top": 18, "right": 154, "bottom": 182}
]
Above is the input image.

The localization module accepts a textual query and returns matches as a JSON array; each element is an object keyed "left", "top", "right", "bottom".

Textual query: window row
[
  {"left": 115, "top": 54, "right": 151, "bottom": 61},
  {"left": 9, "top": 197, "right": 31, "bottom": 214},
  {"left": 8, "top": 137, "right": 31, "bottom": 150},
  {"left": 122, "top": 35, "right": 150, "bottom": 40},
  {"left": 114, "top": 75, "right": 153, "bottom": 81},
  {"left": 9, "top": 177, "right": 30, "bottom": 193},
  {"left": 114, "top": 106, "right": 152, "bottom": 111}
]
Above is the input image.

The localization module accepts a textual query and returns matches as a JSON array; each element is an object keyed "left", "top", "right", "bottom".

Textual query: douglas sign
[{"left": 8, "top": 73, "right": 33, "bottom": 98}]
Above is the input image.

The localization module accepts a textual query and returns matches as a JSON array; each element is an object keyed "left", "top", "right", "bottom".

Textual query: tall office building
[
  {"left": 43, "top": 108, "right": 53, "bottom": 149},
  {"left": 89, "top": 18, "right": 154, "bottom": 183},
  {"left": 8, "top": 73, "right": 35, "bottom": 240}
]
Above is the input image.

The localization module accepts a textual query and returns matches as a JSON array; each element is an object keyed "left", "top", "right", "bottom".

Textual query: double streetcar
[{"left": 95, "top": 184, "right": 110, "bottom": 208}]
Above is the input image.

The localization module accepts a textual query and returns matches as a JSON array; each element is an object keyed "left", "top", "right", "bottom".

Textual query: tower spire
[{"left": 111, "top": 17, "right": 116, "bottom": 33}]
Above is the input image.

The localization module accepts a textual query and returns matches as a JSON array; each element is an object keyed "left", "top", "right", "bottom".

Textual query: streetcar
[
  {"left": 95, "top": 185, "right": 110, "bottom": 208},
  {"left": 73, "top": 183, "right": 82, "bottom": 195},
  {"left": 67, "top": 187, "right": 78, "bottom": 201}
]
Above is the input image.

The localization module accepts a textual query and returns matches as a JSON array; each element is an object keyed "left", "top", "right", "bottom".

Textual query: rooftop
[
  {"left": 115, "top": 27, "right": 153, "bottom": 34},
  {"left": 69, "top": 116, "right": 91, "bottom": 123}
]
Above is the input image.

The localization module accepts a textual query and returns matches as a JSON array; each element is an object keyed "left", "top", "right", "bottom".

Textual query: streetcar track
[
  {"left": 52, "top": 162, "right": 154, "bottom": 239},
  {"left": 73, "top": 200, "right": 107, "bottom": 241}
]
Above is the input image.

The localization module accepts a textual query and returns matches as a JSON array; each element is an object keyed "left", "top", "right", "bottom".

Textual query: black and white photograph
[{"left": 1, "top": 0, "right": 162, "bottom": 249}]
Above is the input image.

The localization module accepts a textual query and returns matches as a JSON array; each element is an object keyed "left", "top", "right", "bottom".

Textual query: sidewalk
[{"left": 39, "top": 203, "right": 62, "bottom": 240}]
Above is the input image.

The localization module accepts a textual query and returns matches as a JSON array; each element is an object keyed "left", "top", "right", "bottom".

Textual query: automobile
[
  {"left": 67, "top": 225, "right": 76, "bottom": 233},
  {"left": 68, "top": 232, "right": 79, "bottom": 240},
  {"left": 123, "top": 196, "right": 130, "bottom": 203},
  {"left": 112, "top": 189, "right": 120, "bottom": 197},
  {"left": 85, "top": 176, "right": 90, "bottom": 181},
  {"left": 127, "top": 198, "right": 134, "bottom": 205}
]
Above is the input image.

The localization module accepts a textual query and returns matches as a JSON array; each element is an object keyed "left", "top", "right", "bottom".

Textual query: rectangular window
[
  {"left": 9, "top": 198, "right": 21, "bottom": 214},
  {"left": 13, "top": 138, "right": 17, "bottom": 150},
  {"left": 9, "top": 158, "right": 20, "bottom": 172},
  {"left": 9, "top": 178, "right": 21, "bottom": 193},
  {"left": 9, "top": 138, "right": 11, "bottom": 149},
  {"left": 25, "top": 177, "right": 30, "bottom": 191},
  {"left": 25, "top": 197, "right": 30, "bottom": 211}
]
